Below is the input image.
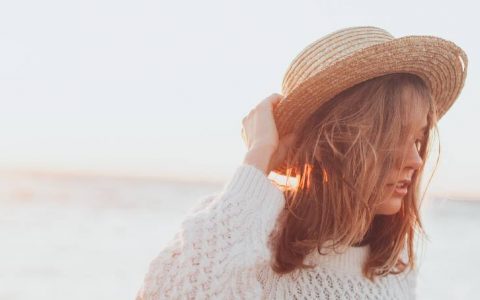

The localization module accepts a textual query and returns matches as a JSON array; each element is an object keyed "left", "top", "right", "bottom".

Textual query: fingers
[
  {"left": 258, "top": 93, "right": 283, "bottom": 109},
  {"left": 241, "top": 93, "right": 284, "bottom": 150},
  {"left": 243, "top": 93, "right": 282, "bottom": 124},
  {"left": 269, "top": 93, "right": 283, "bottom": 103}
]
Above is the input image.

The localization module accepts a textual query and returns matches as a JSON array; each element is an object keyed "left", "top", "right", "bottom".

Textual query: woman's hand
[{"left": 241, "top": 93, "right": 297, "bottom": 175}]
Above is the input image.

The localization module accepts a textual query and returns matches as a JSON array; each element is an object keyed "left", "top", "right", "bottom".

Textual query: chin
[{"left": 375, "top": 196, "right": 403, "bottom": 215}]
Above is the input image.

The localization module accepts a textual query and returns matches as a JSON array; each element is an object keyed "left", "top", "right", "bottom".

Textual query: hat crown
[
  {"left": 282, "top": 26, "right": 395, "bottom": 95},
  {"left": 273, "top": 26, "right": 468, "bottom": 176}
]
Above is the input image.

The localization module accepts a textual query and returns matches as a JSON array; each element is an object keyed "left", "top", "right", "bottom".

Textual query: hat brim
[{"left": 272, "top": 35, "right": 468, "bottom": 177}]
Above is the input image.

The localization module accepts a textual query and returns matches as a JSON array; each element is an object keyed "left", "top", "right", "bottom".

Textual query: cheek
[{"left": 376, "top": 197, "right": 403, "bottom": 215}]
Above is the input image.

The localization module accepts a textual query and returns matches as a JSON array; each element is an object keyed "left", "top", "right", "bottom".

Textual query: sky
[{"left": 0, "top": 0, "right": 478, "bottom": 198}]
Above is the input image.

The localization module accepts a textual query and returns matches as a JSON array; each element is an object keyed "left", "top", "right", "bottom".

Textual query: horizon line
[{"left": 0, "top": 166, "right": 479, "bottom": 201}]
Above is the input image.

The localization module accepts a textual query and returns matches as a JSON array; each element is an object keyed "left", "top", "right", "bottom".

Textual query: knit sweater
[{"left": 136, "top": 163, "right": 417, "bottom": 299}]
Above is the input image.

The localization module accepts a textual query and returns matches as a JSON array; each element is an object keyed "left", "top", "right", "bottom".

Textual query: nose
[{"left": 405, "top": 142, "right": 423, "bottom": 171}]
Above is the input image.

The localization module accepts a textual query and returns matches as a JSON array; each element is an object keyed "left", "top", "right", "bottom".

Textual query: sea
[{"left": 0, "top": 171, "right": 478, "bottom": 300}]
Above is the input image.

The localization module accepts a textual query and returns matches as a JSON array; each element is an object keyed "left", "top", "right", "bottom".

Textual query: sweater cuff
[{"left": 221, "top": 163, "right": 285, "bottom": 211}]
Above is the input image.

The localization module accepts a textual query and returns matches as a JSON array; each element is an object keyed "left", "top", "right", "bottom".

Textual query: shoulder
[{"left": 187, "top": 192, "right": 219, "bottom": 215}]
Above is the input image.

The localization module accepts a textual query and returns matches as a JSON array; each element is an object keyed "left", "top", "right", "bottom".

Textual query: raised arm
[
  {"left": 136, "top": 93, "right": 297, "bottom": 299},
  {"left": 135, "top": 163, "right": 286, "bottom": 299}
]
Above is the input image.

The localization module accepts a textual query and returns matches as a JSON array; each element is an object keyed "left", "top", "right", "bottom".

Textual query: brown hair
[{"left": 269, "top": 73, "right": 439, "bottom": 281}]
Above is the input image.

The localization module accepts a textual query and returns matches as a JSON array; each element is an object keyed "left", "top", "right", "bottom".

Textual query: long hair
[{"left": 269, "top": 73, "right": 439, "bottom": 282}]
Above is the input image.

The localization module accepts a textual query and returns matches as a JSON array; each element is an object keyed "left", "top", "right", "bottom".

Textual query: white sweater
[{"left": 136, "top": 163, "right": 417, "bottom": 299}]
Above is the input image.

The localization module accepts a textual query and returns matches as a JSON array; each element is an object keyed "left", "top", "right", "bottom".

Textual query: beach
[{"left": 0, "top": 172, "right": 478, "bottom": 299}]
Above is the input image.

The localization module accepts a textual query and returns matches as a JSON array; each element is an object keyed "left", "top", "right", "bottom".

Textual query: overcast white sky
[{"left": 0, "top": 0, "right": 478, "bottom": 198}]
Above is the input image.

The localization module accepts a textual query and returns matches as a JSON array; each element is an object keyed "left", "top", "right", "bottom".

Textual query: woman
[{"left": 136, "top": 27, "right": 468, "bottom": 299}]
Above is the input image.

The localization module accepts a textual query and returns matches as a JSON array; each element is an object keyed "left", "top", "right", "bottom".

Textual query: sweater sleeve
[{"left": 135, "top": 163, "right": 286, "bottom": 300}]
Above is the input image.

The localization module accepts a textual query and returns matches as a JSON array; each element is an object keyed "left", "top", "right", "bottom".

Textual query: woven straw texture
[{"left": 272, "top": 26, "right": 468, "bottom": 176}]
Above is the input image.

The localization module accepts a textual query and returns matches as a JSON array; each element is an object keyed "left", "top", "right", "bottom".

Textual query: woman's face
[{"left": 375, "top": 118, "right": 428, "bottom": 215}]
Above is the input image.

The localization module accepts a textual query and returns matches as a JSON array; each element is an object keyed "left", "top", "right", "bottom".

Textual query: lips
[
  {"left": 393, "top": 183, "right": 408, "bottom": 196},
  {"left": 387, "top": 180, "right": 411, "bottom": 196}
]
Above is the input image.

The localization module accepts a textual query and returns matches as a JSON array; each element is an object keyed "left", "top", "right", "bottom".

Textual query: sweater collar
[{"left": 304, "top": 239, "right": 370, "bottom": 275}]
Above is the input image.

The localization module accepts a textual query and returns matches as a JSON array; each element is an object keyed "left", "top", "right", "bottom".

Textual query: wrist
[{"left": 243, "top": 146, "right": 275, "bottom": 175}]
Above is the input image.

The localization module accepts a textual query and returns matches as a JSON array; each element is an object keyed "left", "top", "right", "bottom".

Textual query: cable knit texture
[{"left": 136, "top": 163, "right": 417, "bottom": 299}]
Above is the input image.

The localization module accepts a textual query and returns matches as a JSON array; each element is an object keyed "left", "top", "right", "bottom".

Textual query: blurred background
[{"left": 0, "top": 0, "right": 478, "bottom": 299}]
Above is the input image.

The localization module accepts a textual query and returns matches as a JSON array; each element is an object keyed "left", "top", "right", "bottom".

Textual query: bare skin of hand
[{"left": 241, "top": 93, "right": 297, "bottom": 175}]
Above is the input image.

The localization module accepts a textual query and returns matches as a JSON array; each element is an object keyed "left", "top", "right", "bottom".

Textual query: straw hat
[{"left": 271, "top": 26, "right": 468, "bottom": 176}]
